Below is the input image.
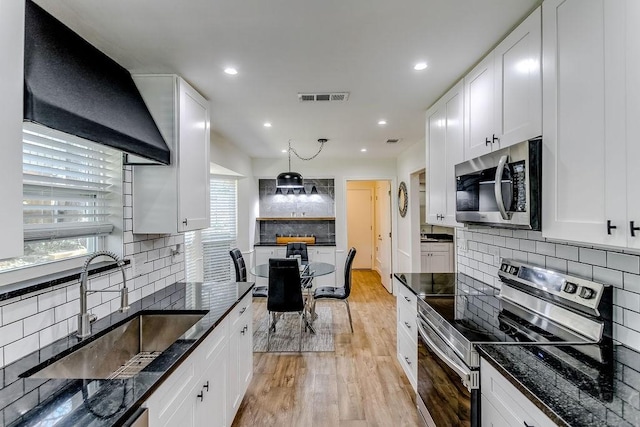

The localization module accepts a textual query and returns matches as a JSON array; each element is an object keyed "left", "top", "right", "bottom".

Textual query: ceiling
[{"left": 35, "top": 0, "right": 540, "bottom": 160}]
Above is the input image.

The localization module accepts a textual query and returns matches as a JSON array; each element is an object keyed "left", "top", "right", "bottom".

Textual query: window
[
  {"left": 185, "top": 177, "right": 237, "bottom": 283},
  {"left": 0, "top": 128, "right": 122, "bottom": 274}
]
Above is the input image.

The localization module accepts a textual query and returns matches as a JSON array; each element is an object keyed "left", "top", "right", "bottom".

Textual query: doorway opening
[{"left": 346, "top": 180, "right": 393, "bottom": 293}]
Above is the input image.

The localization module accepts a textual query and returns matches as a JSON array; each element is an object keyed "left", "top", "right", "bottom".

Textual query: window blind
[
  {"left": 22, "top": 129, "right": 121, "bottom": 241},
  {"left": 186, "top": 177, "right": 237, "bottom": 283}
]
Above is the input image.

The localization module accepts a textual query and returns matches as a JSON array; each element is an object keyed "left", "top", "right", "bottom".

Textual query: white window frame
[{"left": 0, "top": 125, "right": 123, "bottom": 287}]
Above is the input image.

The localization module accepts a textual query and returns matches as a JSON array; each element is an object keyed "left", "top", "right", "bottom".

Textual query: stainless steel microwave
[{"left": 454, "top": 138, "right": 542, "bottom": 230}]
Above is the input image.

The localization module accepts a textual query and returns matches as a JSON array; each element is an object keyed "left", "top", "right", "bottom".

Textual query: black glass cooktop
[{"left": 394, "top": 273, "right": 457, "bottom": 296}]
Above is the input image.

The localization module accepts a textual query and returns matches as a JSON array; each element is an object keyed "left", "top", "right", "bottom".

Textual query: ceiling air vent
[
  {"left": 298, "top": 92, "right": 350, "bottom": 102},
  {"left": 386, "top": 138, "right": 401, "bottom": 144}
]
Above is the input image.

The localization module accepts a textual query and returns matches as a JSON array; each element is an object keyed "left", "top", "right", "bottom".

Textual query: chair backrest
[
  {"left": 343, "top": 247, "right": 357, "bottom": 298},
  {"left": 267, "top": 258, "right": 304, "bottom": 312},
  {"left": 285, "top": 242, "right": 309, "bottom": 263},
  {"left": 229, "top": 248, "right": 246, "bottom": 282}
]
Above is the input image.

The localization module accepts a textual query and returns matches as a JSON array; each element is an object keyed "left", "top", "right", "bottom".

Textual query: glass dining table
[{"left": 250, "top": 261, "right": 335, "bottom": 334}]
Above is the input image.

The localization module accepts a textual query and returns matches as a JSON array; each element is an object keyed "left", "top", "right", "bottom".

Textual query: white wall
[
  {"left": 396, "top": 141, "right": 426, "bottom": 273},
  {"left": 252, "top": 156, "right": 397, "bottom": 281},
  {"left": 210, "top": 131, "right": 258, "bottom": 253}
]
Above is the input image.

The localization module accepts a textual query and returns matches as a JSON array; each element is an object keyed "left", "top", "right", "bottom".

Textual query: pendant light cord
[{"left": 288, "top": 138, "right": 327, "bottom": 162}]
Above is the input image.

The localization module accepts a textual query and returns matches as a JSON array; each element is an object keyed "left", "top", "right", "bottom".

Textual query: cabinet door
[
  {"left": 163, "top": 392, "right": 196, "bottom": 427},
  {"left": 311, "top": 247, "right": 336, "bottom": 287},
  {"left": 178, "top": 80, "right": 210, "bottom": 232},
  {"left": 426, "top": 101, "right": 447, "bottom": 224},
  {"left": 494, "top": 6, "right": 541, "bottom": 148},
  {"left": 481, "top": 394, "right": 511, "bottom": 427},
  {"left": 542, "top": 0, "right": 626, "bottom": 247},
  {"left": 227, "top": 319, "right": 243, "bottom": 422},
  {"left": 626, "top": 0, "right": 640, "bottom": 250},
  {"left": 196, "top": 338, "right": 228, "bottom": 427},
  {"left": 238, "top": 304, "right": 254, "bottom": 398},
  {"left": 442, "top": 83, "right": 464, "bottom": 226},
  {"left": 0, "top": 0, "right": 25, "bottom": 259},
  {"left": 420, "top": 253, "right": 429, "bottom": 272},
  {"left": 253, "top": 247, "right": 274, "bottom": 287},
  {"left": 464, "top": 55, "right": 496, "bottom": 159},
  {"left": 428, "top": 251, "right": 451, "bottom": 273}
]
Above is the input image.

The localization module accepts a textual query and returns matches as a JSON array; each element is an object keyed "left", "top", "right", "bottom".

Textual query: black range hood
[{"left": 23, "top": 0, "right": 170, "bottom": 165}]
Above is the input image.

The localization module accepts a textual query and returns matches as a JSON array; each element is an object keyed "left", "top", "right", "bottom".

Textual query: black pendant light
[{"left": 276, "top": 139, "right": 327, "bottom": 188}]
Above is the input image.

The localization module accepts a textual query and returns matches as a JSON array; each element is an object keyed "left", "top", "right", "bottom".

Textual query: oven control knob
[
  {"left": 579, "top": 287, "right": 595, "bottom": 299},
  {"left": 564, "top": 282, "right": 578, "bottom": 294},
  {"left": 500, "top": 263, "right": 509, "bottom": 272},
  {"left": 509, "top": 266, "right": 519, "bottom": 275}
]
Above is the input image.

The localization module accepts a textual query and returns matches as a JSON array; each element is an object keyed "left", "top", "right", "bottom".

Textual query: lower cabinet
[
  {"left": 144, "top": 292, "right": 253, "bottom": 427},
  {"left": 308, "top": 246, "right": 336, "bottom": 287},
  {"left": 420, "top": 242, "right": 453, "bottom": 273},
  {"left": 395, "top": 279, "right": 417, "bottom": 391},
  {"left": 480, "top": 358, "right": 555, "bottom": 427}
]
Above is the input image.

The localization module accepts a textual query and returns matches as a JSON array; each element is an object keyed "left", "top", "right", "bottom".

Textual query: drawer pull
[
  {"left": 523, "top": 422, "right": 534, "bottom": 427},
  {"left": 404, "top": 356, "right": 412, "bottom": 366},
  {"left": 197, "top": 391, "right": 204, "bottom": 402},
  {"left": 404, "top": 321, "right": 411, "bottom": 329},
  {"left": 203, "top": 381, "right": 209, "bottom": 392},
  {"left": 239, "top": 306, "right": 247, "bottom": 315},
  {"left": 404, "top": 296, "right": 411, "bottom": 302}
]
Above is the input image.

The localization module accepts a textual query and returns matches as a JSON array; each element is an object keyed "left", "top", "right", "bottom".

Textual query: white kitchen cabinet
[
  {"left": 145, "top": 293, "right": 254, "bottom": 427},
  {"left": 132, "top": 75, "right": 210, "bottom": 234},
  {"left": 480, "top": 358, "right": 556, "bottom": 427},
  {"left": 395, "top": 279, "right": 417, "bottom": 391},
  {"left": 0, "top": 0, "right": 25, "bottom": 259},
  {"left": 420, "top": 242, "right": 453, "bottom": 273},
  {"left": 308, "top": 246, "right": 337, "bottom": 287},
  {"left": 227, "top": 292, "right": 253, "bottom": 424},
  {"left": 542, "top": 0, "right": 640, "bottom": 249},
  {"left": 464, "top": 7, "right": 541, "bottom": 159},
  {"left": 425, "top": 80, "right": 464, "bottom": 228}
]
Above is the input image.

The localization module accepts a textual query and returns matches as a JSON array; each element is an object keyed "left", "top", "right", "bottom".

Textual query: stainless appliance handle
[
  {"left": 494, "top": 154, "right": 510, "bottom": 220},
  {"left": 417, "top": 317, "right": 471, "bottom": 387}
]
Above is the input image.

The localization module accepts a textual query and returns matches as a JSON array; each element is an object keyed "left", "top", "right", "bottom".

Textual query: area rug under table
[{"left": 253, "top": 306, "right": 334, "bottom": 352}]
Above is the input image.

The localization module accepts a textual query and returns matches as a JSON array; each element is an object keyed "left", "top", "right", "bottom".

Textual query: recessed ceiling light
[
  {"left": 224, "top": 67, "right": 238, "bottom": 75},
  {"left": 281, "top": 149, "right": 287, "bottom": 153},
  {"left": 378, "top": 120, "right": 387, "bottom": 125},
  {"left": 361, "top": 148, "right": 367, "bottom": 152},
  {"left": 264, "top": 122, "right": 272, "bottom": 128},
  {"left": 414, "top": 62, "right": 428, "bottom": 71}
]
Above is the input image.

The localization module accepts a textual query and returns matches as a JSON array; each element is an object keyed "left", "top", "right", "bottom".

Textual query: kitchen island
[{"left": 0, "top": 280, "right": 254, "bottom": 426}]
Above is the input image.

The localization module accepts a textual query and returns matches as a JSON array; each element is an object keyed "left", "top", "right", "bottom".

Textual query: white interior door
[
  {"left": 375, "top": 181, "right": 392, "bottom": 293},
  {"left": 347, "top": 187, "right": 374, "bottom": 269}
]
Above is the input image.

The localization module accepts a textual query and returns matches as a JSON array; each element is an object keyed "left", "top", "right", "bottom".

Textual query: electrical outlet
[{"left": 458, "top": 238, "right": 468, "bottom": 253}]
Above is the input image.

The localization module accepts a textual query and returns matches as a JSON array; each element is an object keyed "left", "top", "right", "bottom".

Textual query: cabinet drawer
[
  {"left": 198, "top": 317, "right": 228, "bottom": 363},
  {"left": 229, "top": 292, "right": 252, "bottom": 328},
  {"left": 397, "top": 299, "right": 417, "bottom": 344},
  {"left": 481, "top": 359, "right": 556, "bottom": 427},
  {"left": 396, "top": 284, "right": 417, "bottom": 310},
  {"left": 420, "top": 242, "right": 451, "bottom": 252},
  {"left": 397, "top": 326, "right": 417, "bottom": 390}
]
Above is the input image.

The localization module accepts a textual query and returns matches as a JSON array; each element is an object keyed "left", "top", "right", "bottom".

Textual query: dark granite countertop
[
  {"left": 478, "top": 344, "right": 640, "bottom": 427},
  {"left": 0, "top": 281, "right": 254, "bottom": 427},
  {"left": 394, "top": 272, "right": 458, "bottom": 296},
  {"left": 254, "top": 242, "right": 336, "bottom": 246}
]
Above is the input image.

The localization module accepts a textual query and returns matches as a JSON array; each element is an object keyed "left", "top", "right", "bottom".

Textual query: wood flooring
[{"left": 232, "top": 270, "right": 418, "bottom": 427}]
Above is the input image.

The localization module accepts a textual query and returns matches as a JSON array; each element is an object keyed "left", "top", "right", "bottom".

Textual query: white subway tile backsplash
[
  {"left": 625, "top": 273, "right": 640, "bottom": 293},
  {"left": 546, "top": 257, "right": 568, "bottom": 274},
  {"left": 593, "top": 266, "right": 623, "bottom": 288},
  {"left": 23, "top": 309, "right": 54, "bottom": 336},
  {"left": 608, "top": 252, "right": 640, "bottom": 274},
  {"left": 520, "top": 239, "right": 536, "bottom": 252},
  {"left": 528, "top": 253, "right": 546, "bottom": 267},
  {"left": 39, "top": 321, "right": 68, "bottom": 347},
  {"left": 556, "top": 244, "right": 579, "bottom": 261},
  {"left": 0, "top": 321, "right": 23, "bottom": 347},
  {"left": 579, "top": 248, "right": 607, "bottom": 267},
  {"left": 505, "top": 238, "right": 519, "bottom": 250},
  {"left": 4, "top": 333, "right": 39, "bottom": 365},
  {"left": 37, "top": 288, "right": 66, "bottom": 312},
  {"left": 615, "top": 290, "right": 640, "bottom": 312},
  {"left": 536, "top": 242, "right": 556, "bottom": 257},
  {"left": 567, "top": 261, "right": 593, "bottom": 280},
  {"left": 3, "top": 298, "right": 38, "bottom": 324}
]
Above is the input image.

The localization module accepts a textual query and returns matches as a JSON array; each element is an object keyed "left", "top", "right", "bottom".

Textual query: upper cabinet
[
  {"left": 0, "top": 1, "right": 25, "bottom": 259},
  {"left": 542, "top": 0, "right": 639, "bottom": 249},
  {"left": 132, "top": 75, "right": 211, "bottom": 234},
  {"left": 425, "top": 80, "right": 464, "bottom": 227},
  {"left": 464, "top": 7, "right": 541, "bottom": 160}
]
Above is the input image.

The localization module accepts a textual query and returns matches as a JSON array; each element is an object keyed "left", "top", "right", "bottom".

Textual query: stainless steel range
[{"left": 415, "top": 259, "right": 613, "bottom": 427}]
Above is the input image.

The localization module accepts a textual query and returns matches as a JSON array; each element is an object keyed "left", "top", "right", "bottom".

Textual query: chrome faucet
[{"left": 77, "top": 251, "right": 129, "bottom": 339}]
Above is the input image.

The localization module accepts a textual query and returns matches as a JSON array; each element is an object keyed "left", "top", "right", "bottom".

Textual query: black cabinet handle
[
  {"left": 631, "top": 221, "right": 640, "bottom": 237},
  {"left": 404, "top": 296, "right": 411, "bottom": 302},
  {"left": 523, "top": 422, "right": 534, "bottom": 427},
  {"left": 404, "top": 321, "right": 411, "bottom": 329},
  {"left": 203, "top": 381, "right": 209, "bottom": 391},
  {"left": 492, "top": 134, "right": 499, "bottom": 144},
  {"left": 485, "top": 137, "right": 491, "bottom": 146},
  {"left": 607, "top": 220, "right": 617, "bottom": 235},
  {"left": 182, "top": 218, "right": 188, "bottom": 226},
  {"left": 197, "top": 391, "right": 204, "bottom": 402},
  {"left": 239, "top": 306, "right": 247, "bottom": 315},
  {"left": 404, "top": 356, "right": 412, "bottom": 366}
]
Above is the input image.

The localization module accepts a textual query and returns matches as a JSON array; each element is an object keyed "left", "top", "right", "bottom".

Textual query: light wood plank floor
[{"left": 232, "top": 270, "right": 418, "bottom": 427}]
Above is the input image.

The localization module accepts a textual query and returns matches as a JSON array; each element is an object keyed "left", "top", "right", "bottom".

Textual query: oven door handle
[
  {"left": 494, "top": 154, "right": 511, "bottom": 220},
  {"left": 417, "top": 317, "right": 474, "bottom": 389}
]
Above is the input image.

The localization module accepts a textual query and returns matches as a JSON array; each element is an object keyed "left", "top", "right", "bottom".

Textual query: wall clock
[{"left": 398, "top": 181, "right": 408, "bottom": 217}]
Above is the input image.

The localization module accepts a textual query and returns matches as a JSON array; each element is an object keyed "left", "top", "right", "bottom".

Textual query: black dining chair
[
  {"left": 312, "top": 247, "right": 356, "bottom": 333},
  {"left": 267, "top": 258, "right": 306, "bottom": 351},
  {"left": 230, "top": 248, "right": 267, "bottom": 298},
  {"left": 286, "top": 242, "right": 312, "bottom": 289}
]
